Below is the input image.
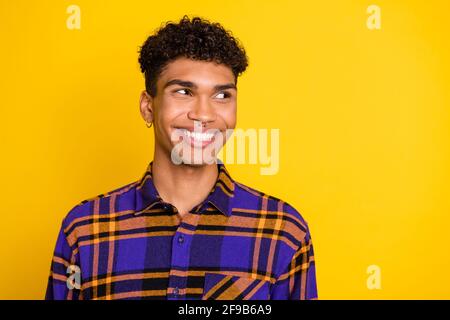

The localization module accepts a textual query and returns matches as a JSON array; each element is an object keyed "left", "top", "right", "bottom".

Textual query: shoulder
[
  {"left": 233, "top": 181, "right": 312, "bottom": 242},
  {"left": 61, "top": 180, "right": 139, "bottom": 231}
]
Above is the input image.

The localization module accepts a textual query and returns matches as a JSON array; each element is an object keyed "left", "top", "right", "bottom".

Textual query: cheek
[
  {"left": 218, "top": 105, "right": 237, "bottom": 129},
  {"left": 155, "top": 98, "right": 185, "bottom": 127}
]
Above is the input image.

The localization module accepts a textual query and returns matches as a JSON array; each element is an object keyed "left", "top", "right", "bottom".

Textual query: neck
[{"left": 151, "top": 147, "right": 218, "bottom": 217}]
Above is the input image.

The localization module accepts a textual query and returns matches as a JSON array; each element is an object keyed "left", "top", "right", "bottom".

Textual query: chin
[{"left": 170, "top": 149, "right": 218, "bottom": 167}]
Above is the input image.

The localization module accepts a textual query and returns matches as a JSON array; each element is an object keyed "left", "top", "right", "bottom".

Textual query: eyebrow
[{"left": 163, "top": 79, "right": 237, "bottom": 91}]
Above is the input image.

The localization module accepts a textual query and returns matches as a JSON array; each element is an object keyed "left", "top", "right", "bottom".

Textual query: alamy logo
[
  {"left": 170, "top": 121, "right": 279, "bottom": 175},
  {"left": 366, "top": 5, "right": 381, "bottom": 30},
  {"left": 66, "top": 264, "right": 81, "bottom": 290},
  {"left": 66, "top": 5, "right": 81, "bottom": 30},
  {"left": 366, "top": 264, "right": 382, "bottom": 290}
]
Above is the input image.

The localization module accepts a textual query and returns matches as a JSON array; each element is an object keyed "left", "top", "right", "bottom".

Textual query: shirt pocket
[{"left": 202, "top": 272, "right": 270, "bottom": 300}]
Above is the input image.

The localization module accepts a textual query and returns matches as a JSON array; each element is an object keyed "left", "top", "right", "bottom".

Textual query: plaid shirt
[{"left": 45, "top": 161, "right": 317, "bottom": 300}]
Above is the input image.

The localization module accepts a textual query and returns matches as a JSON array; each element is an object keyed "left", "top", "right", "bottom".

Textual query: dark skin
[{"left": 139, "top": 57, "right": 237, "bottom": 219}]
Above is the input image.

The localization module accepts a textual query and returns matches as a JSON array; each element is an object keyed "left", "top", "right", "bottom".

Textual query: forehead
[{"left": 158, "top": 57, "right": 235, "bottom": 87}]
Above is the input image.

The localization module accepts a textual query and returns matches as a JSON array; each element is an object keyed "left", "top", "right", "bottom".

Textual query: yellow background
[{"left": 1, "top": 0, "right": 449, "bottom": 299}]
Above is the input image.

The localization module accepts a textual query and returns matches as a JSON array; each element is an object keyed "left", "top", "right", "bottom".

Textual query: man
[{"left": 45, "top": 15, "right": 317, "bottom": 300}]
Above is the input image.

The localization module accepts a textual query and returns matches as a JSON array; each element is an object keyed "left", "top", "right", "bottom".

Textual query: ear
[{"left": 139, "top": 90, "right": 154, "bottom": 124}]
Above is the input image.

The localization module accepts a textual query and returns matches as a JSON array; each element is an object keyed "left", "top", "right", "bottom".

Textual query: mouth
[{"left": 174, "top": 128, "right": 221, "bottom": 148}]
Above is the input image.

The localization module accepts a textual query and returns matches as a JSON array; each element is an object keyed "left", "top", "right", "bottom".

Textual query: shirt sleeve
[
  {"left": 270, "top": 229, "right": 318, "bottom": 300},
  {"left": 45, "top": 222, "right": 81, "bottom": 300}
]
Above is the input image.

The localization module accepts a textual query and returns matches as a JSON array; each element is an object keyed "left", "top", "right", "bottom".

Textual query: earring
[{"left": 145, "top": 121, "right": 152, "bottom": 128}]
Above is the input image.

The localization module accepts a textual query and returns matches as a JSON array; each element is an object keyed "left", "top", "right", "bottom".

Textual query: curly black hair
[{"left": 138, "top": 15, "right": 249, "bottom": 97}]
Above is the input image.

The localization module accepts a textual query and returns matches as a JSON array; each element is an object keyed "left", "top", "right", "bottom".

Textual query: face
[{"left": 140, "top": 57, "right": 237, "bottom": 166}]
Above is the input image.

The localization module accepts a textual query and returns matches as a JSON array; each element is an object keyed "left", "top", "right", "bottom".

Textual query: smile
[
  {"left": 174, "top": 128, "right": 220, "bottom": 148},
  {"left": 183, "top": 130, "right": 214, "bottom": 141}
]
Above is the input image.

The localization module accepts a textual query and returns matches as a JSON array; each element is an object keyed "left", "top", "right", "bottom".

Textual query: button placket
[
  {"left": 167, "top": 232, "right": 188, "bottom": 299},
  {"left": 167, "top": 214, "right": 201, "bottom": 300}
]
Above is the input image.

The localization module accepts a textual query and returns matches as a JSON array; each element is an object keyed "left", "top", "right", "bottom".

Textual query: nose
[{"left": 187, "top": 96, "right": 216, "bottom": 124}]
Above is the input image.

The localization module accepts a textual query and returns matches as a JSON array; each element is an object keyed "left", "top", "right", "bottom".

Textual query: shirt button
[
  {"left": 162, "top": 203, "right": 172, "bottom": 212},
  {"left": 173, "top": 287, "right": 179, "bottom": 295},
  {"left": 178, "top": 235, "right": 184, "bottom": 244}
]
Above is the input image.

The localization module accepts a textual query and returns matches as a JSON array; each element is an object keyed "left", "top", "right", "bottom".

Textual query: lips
[
  {"left": 184, "top": 130, "right": 214, "bottom": 141},
  {"left": 174, "top": 127, "right": 221, "bottom": 148}
]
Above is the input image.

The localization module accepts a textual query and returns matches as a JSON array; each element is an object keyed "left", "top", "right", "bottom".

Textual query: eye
[
  {"left": 215, "top": 91, "right": 231, "bottom": 99},
  {"left": 175, "top": 88, "right": 192, "bottom": 96}
]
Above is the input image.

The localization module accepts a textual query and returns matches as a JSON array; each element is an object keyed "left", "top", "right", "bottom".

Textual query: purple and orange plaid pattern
[{"left": 45, "top": 161, "right": 317, "bottom": 300}]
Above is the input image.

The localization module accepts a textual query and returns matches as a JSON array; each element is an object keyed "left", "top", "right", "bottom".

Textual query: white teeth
[{"left": 184, "top": 130, "right": 214, "bottom": 142}]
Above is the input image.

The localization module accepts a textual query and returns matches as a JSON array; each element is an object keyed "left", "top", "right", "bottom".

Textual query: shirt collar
[{"left": 134, "top": 160, "right": 235, "bottom": 217}]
